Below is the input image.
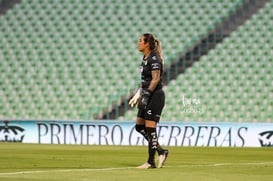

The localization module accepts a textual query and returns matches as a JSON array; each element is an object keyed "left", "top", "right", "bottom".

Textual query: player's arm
[
  {"left": 130, "top": 71, "right": 160, "bottom": 108},
  {"left": 148, "top": 70, "right": 160, "bottom": 92},
  {"left": 137, "top": 70, "right": 160, "bottom": 109}
]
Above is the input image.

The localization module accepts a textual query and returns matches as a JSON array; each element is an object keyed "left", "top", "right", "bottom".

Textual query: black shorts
[{"left": 137, "top": 89, "right": 165, "bottom": 122}]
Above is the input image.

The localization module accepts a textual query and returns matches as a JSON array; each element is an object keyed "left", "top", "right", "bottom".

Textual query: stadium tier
[
  {"left": 1, "top": 0, "right": 270, "bottom": 121},
  {"left": 121, "top": 1, "right": 273, "bottom": 122}
]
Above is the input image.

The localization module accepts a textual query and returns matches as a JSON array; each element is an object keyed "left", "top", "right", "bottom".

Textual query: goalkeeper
[{"left": 129, "top": 33, "right": 168, "bottom": 169}]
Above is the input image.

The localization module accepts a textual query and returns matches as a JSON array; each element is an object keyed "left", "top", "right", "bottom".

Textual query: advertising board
[{"left": 1, "top": 120, "right": 272, "bottom": 147}]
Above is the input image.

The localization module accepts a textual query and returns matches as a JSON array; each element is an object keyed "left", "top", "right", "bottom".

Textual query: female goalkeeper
[{"left": 129, "top": 33, "right": 169, "bottom": 169}]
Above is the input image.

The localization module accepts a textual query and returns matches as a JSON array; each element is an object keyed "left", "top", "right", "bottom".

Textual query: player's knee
[{"left": 135, "top": 124, "right": 145, "bottom": 133}]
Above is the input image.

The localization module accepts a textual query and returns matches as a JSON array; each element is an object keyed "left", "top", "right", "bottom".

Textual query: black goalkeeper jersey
[{"left": 140, "top": 51, "right": 163, "bottom": 91}]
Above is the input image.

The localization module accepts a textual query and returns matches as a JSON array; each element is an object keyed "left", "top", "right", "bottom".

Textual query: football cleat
[
  {"left": 158, "top": 150, "right": 169, "bottom": 168},
  {"left": 136, "top": 162, "right": 156, "bottom": 169}
]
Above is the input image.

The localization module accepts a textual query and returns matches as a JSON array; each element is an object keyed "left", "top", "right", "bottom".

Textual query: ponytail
[{"left": 154, "top": 39, "right": 164, "bottom": 65}]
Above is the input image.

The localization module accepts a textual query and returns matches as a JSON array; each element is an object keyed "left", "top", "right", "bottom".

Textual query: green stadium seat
[
  {"left": 1, "top": 0, "right": 268, "bottom": 121},
  {"left": 124, "top": 1, "right": 273, "bottom": 122}
]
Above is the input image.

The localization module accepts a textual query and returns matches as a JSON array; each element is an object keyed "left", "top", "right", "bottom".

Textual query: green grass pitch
[{"left": 0, "top": 143, "right": 272, "bottom": 181}]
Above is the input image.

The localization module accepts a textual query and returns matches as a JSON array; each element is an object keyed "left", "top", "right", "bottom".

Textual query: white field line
[
  {"left": 0, "top": 167, "right": 136, "bottom": 176},
  {"left": 167, "top": 162, "right": 273, "bottom": 168},
  {"left": 0, "top": 162, "right": 273, "bottom": 176}
]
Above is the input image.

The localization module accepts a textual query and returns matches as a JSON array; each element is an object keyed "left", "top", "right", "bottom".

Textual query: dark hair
[
  {"left": 143, "top": 33, "right": 156, "bottom": 50},
  {"left": 143, "top": 33, "right": 164, "bottom": 64}
]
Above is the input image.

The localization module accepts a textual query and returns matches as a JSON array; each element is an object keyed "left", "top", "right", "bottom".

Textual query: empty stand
[
  {"left": 1, "top": 0, "right": 271, "bottom": 122},
  {"left": 160, "top": 1, "right": 272, "bottom": 122}
]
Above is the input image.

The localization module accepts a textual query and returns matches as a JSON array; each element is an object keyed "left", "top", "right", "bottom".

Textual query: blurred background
[{"left": 0, "top": 0, "right": 272, "bottom": 123}]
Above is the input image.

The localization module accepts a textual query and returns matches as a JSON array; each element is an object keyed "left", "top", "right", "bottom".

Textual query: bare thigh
[
  {"left": 136, "top": 117, "right": 145, "bottom": 125},
  {"left": 137, "top": 117, "right": 157, "bottom": 128},
  {"left": 145, "top": 120, "right": 157, "bottom": 128}
]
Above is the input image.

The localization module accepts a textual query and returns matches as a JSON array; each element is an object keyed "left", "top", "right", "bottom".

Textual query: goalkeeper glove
[
  {"left": 138, "top": 89, "right": 152, "bottom": 110},
  {"left": 129, "top": 88, "right": 142, "bottom": 108}
]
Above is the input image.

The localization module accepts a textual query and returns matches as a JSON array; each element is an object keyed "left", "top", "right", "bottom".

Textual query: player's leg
[
  {"left": 136, "top": 120, "right": 157, "bottom": 169},
  {"left": 135, "top": 117, "right": 149, "bottom": 140},
  {"left": 146, "top": 89, "right": 168, "bottom": 168},
  {"left": 137, "top": 89, "right": 168, "bottom": 169},
  {"left": 136, "top": 109, "right": 155, "bottom": 168},
  {"left": 135, "top": 117, "right": 165, "bottom": 153},
  {"left": 145, "top": 120, "right": 158, "bottom": 168}
]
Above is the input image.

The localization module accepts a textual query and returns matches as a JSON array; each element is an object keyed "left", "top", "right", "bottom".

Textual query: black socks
[
  {"left": 135, "top": 124, "right": 164, "bottom": 153},
  {"left": 135, "top": 124, "right": 149, "bottom": 141},
  {"left": 146, "top": 127, "right": 158, "bottom": 165},
  {"left": 135, "top": 124, "right": 166, "bottom": 164}
]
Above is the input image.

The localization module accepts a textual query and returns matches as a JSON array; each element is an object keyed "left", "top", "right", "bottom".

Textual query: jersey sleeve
[{"left": 149, "top": 55, "right": 162, "bottom": 71}]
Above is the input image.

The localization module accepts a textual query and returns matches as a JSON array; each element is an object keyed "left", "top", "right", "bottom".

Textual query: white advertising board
[{"left": 0, "top": 120, "right": 272, "bottom": 147}]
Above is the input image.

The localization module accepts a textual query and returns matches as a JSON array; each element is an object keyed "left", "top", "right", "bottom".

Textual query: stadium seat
[
  {"left": 0, "top": 0, "right": 264, "bottom": 121},
  {"left": 121, "top": 1, "right": 273, "bottom": 122}
]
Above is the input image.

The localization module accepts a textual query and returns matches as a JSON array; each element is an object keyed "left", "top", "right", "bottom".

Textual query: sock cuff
[
  {"left": 145, "top": 127, "right": 156, "bottom": 133},
  {"left": 135, "top": 124, "right": 145, "bottom": 132}
]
